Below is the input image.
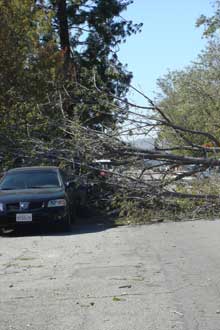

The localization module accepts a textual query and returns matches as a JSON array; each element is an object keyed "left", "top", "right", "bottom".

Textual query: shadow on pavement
[{"left": 0, "top": 215, "right": 116, "bottom": 238}]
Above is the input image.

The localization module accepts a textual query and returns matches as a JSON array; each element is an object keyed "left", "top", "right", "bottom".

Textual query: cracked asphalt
[{"left": 1, "top": 220, "right": 220, "bottom": 329}]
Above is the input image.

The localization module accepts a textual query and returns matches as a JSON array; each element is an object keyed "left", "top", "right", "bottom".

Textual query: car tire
[
  {"left": 58, "top": 209, "right": 71, "bottom": 231},
  {"left": 70, "top": 203, "right": 77, "bottom": 224}
]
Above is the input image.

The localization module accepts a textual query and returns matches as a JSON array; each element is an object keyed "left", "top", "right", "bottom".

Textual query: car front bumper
[{"left": 0, "top": 207, "right": 68, "bottom": 228}]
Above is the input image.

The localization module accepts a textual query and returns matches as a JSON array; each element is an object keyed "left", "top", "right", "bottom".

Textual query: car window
[
  {"left": 0, "top": 171, "right": 61, "bottom": 190},
  {"left": 59, "top": 170, "right": 69, "bottom": 183}
]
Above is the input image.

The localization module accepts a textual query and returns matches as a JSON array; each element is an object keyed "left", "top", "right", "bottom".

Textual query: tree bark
[{"left": 56, "top": 0, "right": 71, "bottom": 74}]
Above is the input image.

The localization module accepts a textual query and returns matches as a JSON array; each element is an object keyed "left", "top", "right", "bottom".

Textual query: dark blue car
[{"left": 0, "top": 166, "right": 83, "bottom": 232}]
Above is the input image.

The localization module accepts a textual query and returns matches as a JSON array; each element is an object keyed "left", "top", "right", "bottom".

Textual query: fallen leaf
[{"left": 112, "top": 296, "right": 125, "bottom": 302}]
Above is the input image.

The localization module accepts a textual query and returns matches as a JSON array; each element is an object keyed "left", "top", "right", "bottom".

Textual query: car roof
[{"left": 7, "top": 166, "right": 59, "bottom": 174}]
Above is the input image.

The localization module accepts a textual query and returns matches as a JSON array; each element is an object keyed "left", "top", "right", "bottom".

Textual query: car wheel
[
  {"left": 70, "top": 203, "right": 77, "bottom": 224},
  {"left": 58, "top": 209, "right": 71, "bottom": 231},
  {"left": 66, "top": 209, "right": 72, "bottom": 225}
]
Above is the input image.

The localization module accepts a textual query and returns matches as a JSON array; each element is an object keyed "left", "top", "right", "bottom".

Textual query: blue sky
[{"left": 119, "top": 0, "right": 214, "bottom": 103}]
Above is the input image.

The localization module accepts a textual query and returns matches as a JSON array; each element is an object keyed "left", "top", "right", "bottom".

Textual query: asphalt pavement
[{"left": 1, "top": 220, "right": 220, "bottom": 330}]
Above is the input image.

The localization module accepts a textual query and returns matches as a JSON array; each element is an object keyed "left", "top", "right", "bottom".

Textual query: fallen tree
[{"left": 2, "top": 80, "right": 220, "bottom": 222}]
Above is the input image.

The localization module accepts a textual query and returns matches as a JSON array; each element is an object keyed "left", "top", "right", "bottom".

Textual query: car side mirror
[{"left": 65, "top": 180, "right": 75, "bottom": 188}]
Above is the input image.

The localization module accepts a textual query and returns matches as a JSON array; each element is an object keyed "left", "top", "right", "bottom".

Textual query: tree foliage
[
  {"left": 196, "top": 1, "right": 220, "bottom": 37},
  {"left": 0, "top": 0, "right": 62, "bottom": 166},
  {"left": 0, "top": 0, "right": 141, "bottom": 168},
  {"left": 49, "top": 0, "right": 143, "bottom": 128},
  {"left": 157, "top": 39, "right": 220, "bottom": 150}
]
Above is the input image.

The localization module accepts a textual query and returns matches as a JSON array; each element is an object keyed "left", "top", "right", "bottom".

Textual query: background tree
[
  {"left": 48, "top": 0, "right": 143, "bottom": 128},
  {"left": 196, "top": 0, "right": 220, "bottom": 37},
  {"left": 0, "top": 0, "right": 142, "bottom": 168},
  {"left": 156, "top": 39, "right": 220, "bottom": 152},
  {"left": 0, "top": 0, "right": 63, "bottom": 166}
]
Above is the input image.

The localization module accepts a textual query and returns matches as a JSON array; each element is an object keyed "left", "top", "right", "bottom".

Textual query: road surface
[{"left": 1, "top": 220, "right": 220, "bottom": 330}]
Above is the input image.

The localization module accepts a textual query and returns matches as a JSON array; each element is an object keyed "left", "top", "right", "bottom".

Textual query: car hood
[{"left": 0, "top": 188, "right": 65, "bottom": 203}]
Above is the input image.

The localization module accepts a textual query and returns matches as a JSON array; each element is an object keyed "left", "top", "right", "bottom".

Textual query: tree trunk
[{"left": 56, "top": 0, "right": 71, "bottom": 74}]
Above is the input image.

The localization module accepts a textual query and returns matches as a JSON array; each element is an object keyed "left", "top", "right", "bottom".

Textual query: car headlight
[
  {"left": 0, "top": 203, "right": 3, "bottom": 212},
  {"left": 48, "top": 199, "right": 67, "bottom": 208}
]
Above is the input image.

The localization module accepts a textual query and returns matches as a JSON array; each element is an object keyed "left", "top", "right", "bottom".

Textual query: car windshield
[{"left": 0, "top": 171, "right": 61, "bottom": 190}]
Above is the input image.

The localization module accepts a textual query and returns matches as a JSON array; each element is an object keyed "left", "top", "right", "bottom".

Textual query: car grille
[
  {"left": 29, "top": 201, "right": 44, "bottom": 209},
  {"left": 6, "top": 203, "right": 20, "bottom": 211},
  {"left": 6, "top": 201, "right": 44, "bottom": 212}
]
